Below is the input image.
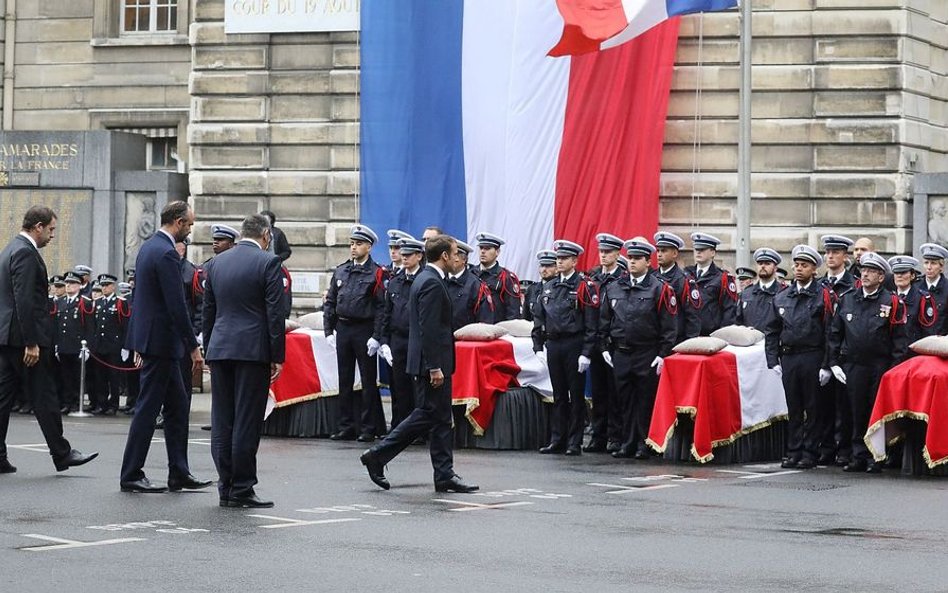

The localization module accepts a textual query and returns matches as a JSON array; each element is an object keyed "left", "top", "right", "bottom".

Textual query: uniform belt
[
  {"left": 337, "top": 316, "right": 373, "bottom": 324},
  {"left": 780, "top": 346, "right": 821, "bottom": 355},
  {"left": 545, "top": 331, "right": 581, "bottom": 340}
]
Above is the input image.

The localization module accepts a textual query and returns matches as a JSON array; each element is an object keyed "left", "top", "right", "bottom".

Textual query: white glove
[
  {"left": 54, "top": 345, "right": 60, "bottom": 361},
  {"left": 121, "top": 349, "right": 130, "bottom": 362},
  {"left": 602, "top": 351, "right": 613, "bottom": 368},
  {"left": 366, "top": 337, "right": 380, "bottom": 357},
  {"left": 379, "top": 344, "right": 393, "bottom": 366},
  {"left": 326, "top": 332, "right": 336, "bottom": 349},
  {"left": 771, "top": 364, "right": 782, "bottom": 377},
  {"left": 818, "top": 368, "right": 832, "bottom": 387},
  {"left": 650, "top": 356, "right": 664, "bottom": 376},
  {"left": 578, "top": 355, "right": 591, "bottom": 373},
  {"left": 831, "top": 365, "right": 847, "bottom": 385},
  {"left": 535, "top": 349, "right": 547, "bottom": 365},
  {"left": 196, "top": 332, "right": 203, "bottom": 348},
  {"left": 79, "top": 350, "right": 89, "bottom": 362}
]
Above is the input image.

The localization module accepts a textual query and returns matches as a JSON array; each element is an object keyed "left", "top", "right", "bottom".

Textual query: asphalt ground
[{"left": 2, "top": 399, "right": 947, "bottom": 593}]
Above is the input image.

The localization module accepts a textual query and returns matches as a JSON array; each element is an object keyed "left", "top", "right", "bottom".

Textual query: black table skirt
[
  {"left": 261, "top": 395, "right": 342, "bottom": 438},
  {"left": 454, "top": 387, "right": 551, "bottom": 450},
  {"left": 660, "top": 414, "right": 787, "bottom": 464}
]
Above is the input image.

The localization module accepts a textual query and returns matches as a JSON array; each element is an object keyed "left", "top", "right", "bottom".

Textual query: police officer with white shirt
[
  {"left": 532, "top": 240, "right": 599, "bottom": 456},
  {"left": 523, "top": 250, "right": 556, "bottom": 322},
  {"left": 737, "top": 248, "right": 783, "bottom": 331},
  {"left": 654, "top": 231, "right": 696, "bottom": 343},
  {"left": 386, "top": 229, "right": 413, "bottom": 275},
  {"left": 446, "top": 240, "right": 495, "bottom": 329},
  {"left": 473, "top": 232, "right": 522, "bottom": 322},
  {"left": 684, "top": 232, "right": 737, "bottom": 337},
  {"left": 917, "top": 243, "right": 948, "bottom": 336}
]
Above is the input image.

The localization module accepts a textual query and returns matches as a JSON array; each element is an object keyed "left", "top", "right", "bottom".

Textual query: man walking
[
  {"left": 0, "top": 206, "right": 97, "bottom": 474},
  {"left": 203, "top": 214, "right": 285, "bottom": 508},
  {"left": 360, "top": 235, "right": 478, "bottom": 493},
  {"left": 120, "top": 201, "right": 212, "bottom": 493}
]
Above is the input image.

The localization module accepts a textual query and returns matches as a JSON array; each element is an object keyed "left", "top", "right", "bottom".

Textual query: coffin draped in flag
[
  {"left": 549, "top": 0, "right": 739, "bottom": 57},
  {"left": 360, "top": 0, "right": 678, "bottom": 277}
]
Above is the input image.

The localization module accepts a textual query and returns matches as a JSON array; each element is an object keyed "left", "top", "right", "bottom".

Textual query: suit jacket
[
  {"left": 203, "top": 240, "right": 286, "bottom": 364},
  {"left": 124, "top": 231, "right": 200, "bottom": 359},
  {"left": 406, "top": 264, "right": 455, "bottom": 376},
  {"left": 0, "top": 234, "right": 54, "bottom": 347},
  {"left": 270, "top": 226, "right": 292, "bottom": 262}
]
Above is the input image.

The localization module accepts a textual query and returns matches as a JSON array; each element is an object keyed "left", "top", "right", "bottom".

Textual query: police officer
[
  {"left": 818, "top": 234, "right": 858, "bottom": 466},
  {"left": 735, "top": 267, "right": 757, "bottom": 291},
  {"left": 764, "top": 245, "right": 835, "bottom": 469},
  {"left": 533, "top": 240, "right": 599, "bottom": 456},
  {"left": 90, "top": 274, "right": 129, "bottom": 415},
  {"left": 654, "top": 231, "right": 695, "bottom": 343},
  {"left": 473, "top": 232, "right": 522, "bottom": 322},
  {"left": 379, "top": 238, "right": 425, "bottom": 431},
  {"left": 776, "top": 267, "right": 789, "bottom": 288},
  {"left": 890, "top": 256, "right": 937, "bottom": 351},
  {"left": 598, "top": 238, "right": 678, "bottom": 459},
  {"left": 917, "top": 242, "right": 948, "bottom": 336},
  {"left": 737, "top": 248, "right": 783, "bottom": 331},
  {"left": 176, "top": 239, "right": 203, "bottom": 400},
  {"left": 522, "top": 250, "right": 556, "bottom": 322},
  {"left": 684, "top": 232, "right": 737, "bottom": 337},
  {"left": 828, "top": 252, "right": 908, "bottom": 473},
  {"left": 386, "top": 229, "right": 413, "bottom": 275},
  {"left": 324, "top": 225, "right": 389, "bottom": 442},
  {"left": 55, "top": 272, "right": 86, "bottom": 413},
  {"left": 585, "top": 233, "right": 626, "bottom": 453},
  {"left": 446, "top": 240, "right": 495, "bottom": 330}
]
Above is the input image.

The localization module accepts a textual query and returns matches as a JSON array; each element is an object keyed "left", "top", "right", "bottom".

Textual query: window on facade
[
  {"left": 121, "top": 0, "right": 178, "bottom": 34},
  {"left": 147, "top": 137, "right": 178, "bottom": 170}
]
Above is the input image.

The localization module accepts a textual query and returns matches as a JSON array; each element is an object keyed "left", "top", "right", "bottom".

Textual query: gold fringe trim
[
  {"left": 864, "top": 410, "right": 948, "bottom": 468},
  {"left": 647, "top": 406, "right": 788, "bottom": 463},
  {"left": 451, "top": 397, "right": 485, "bottom": 436}
]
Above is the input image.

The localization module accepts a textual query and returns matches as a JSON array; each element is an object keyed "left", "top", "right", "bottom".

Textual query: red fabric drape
[
  {"left": 451, "top": 340, "right": 522, "bottom": 435},
  {"left": 271, "top": 332, "right": 322, "bottom": 407}
]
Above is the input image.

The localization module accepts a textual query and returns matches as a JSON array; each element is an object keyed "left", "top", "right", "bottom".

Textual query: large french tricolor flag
[{"left": 360, "top": 0, "right": 684, "bottom": 277}]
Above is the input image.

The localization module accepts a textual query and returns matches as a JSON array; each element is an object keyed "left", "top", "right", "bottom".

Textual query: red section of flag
[
  {"left": 271, "top": 332, "right": 321, "bottom": 406},
  {"left": 549, "top": 0, "right": 629, "bottom": 56},
  {"left": 451, "top": 340, "right": 521, "bottom": 435},
  {"left": 553, "top": 18, "right": 680, "bottom": 271}
]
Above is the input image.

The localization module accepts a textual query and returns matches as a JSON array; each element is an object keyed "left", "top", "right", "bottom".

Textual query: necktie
[{"left": 829, "top": 276, "right": 837, "bottom": 285}]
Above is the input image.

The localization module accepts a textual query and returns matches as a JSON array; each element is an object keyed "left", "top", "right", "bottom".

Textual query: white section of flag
[
  {"left": 725, "top": 342, "right": 788, "bottom": 430},
  {"left": 600, "top": 0, "right": 672, "bottom": 50},
  {"left": 503, "top": 335, "right": 553, "bottom": 398}
]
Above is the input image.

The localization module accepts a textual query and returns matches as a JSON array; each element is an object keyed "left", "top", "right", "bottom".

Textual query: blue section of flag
[
  {"left": 666, "top": 0, "right": 738, "bottom": 17},
  {"left": 360, "top": 0, "right": 467, "bottom": 259}
]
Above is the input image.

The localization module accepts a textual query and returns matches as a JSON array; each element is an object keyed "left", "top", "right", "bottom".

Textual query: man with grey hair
[{"left": 203, "top": 213, "right": 286, "bottom": 508}]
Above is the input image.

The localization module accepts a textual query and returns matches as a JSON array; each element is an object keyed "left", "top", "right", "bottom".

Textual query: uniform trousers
[
  {"left": 0, "top": 346, "right": 72, "bottom": 461},
  {"left": 371, "top": 374, "right": 454, "bottom": 482},
  {"left": 815, "top": 379, "right": 851, "bottom": 460},
  {"left": 57, "top": 353, "right": 81, "bottom": 410},
  {"left": 335, "top": 319, "right": 384, "bottom": 437},
  {"left": 93, "top": 352, "right": 124, "bottom": 410},
  {"left": 388, "top": 335, "right": 414, "bottom": 431},
  {"left": 843, "top": 360, "right": 887, "bottom": 463},
  {"left": 611, "top": 346, "right": 659, "bottom": 452},
  {"left": 210, "top": 360, "right": 270, "bottom": 498},
  {"left": 588, "top": 346, "right": 620, "bottom": 445},
  {"left": 546, "top": 335, "right": 587, "bottom": 449},
  {"left": 781, "top": 350, "right": 823, "bottom": 462}
]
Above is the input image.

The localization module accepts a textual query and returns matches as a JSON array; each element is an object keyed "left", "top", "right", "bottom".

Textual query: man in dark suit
[
  {"left": 119, "top": 201, "right": 212, "bottom": 493},
  {"left": 360, "top": 235, "right": 478, "bottom": 493},
  {"left": 203, "top": 214, "right": 285, "bottom": 509},
  {"left": 259, "top": 210, "right": 292, "bottom": 262},
  {"left": 0, "top": 206, "right": 97, "bottom": 474}
]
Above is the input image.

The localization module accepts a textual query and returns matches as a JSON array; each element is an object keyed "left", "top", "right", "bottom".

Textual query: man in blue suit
[
  {"left": 203, "top": 214, "right": 285, "bottom": 508},
  {"left": 120, "top": 201, "right": 212, "bottom": 493},
  {"left": 360, "top": 235, "right": 478, "bottom": 493}
]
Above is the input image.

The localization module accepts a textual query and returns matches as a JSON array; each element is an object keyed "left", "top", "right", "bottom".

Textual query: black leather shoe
[
  {"left": 201, "top": 425, "right": 211, "bottom": 431},
  {"left": 539, "top": 444, "right": 565, "bottom": 454},
  {"left": 123, "top": 408, "right": 135, "bottom": 416},
  {"left": 411, "top": 437, "right": 427, "bottom": 446},
  {"left": 60, "top": 405, "right": 71, "bottom": 414},
  {"left": 780, "top": 458, "right": 799, "bottom": 469},
  {"left": 360, "top": 449, "right": 390, "bottom": 490},
  {"left": 606, "top": 440, "right": 621, "bottom": 453},
  {"left": 843, "top": 459, "right": 867, "bottom": 473},
  {"left": 435, "top": 475, "right": 479, "bottom": 493},
  {"left": 835, "top": 456, "right": 850, "bottom": 467},
  {"left": 101, "top": 408, "right": 117, "bottom": 416},
  {"left": 330, "top": 430, "right": 357, "bottom": 441},
  {"left": 120, "top": 477, "right": 168, "bottom": 493},
  {"left": 0, "top": 458, "right": 16, "bottom": 473},
  {"left": 612, "top": 447, "right": 634, "bottom": 458},
  {"left": 634, "top": 446, "right": 650, "bottom": 460},
  {"left": 219, "top": 497, "right": 233, "bottom": 508},
  {"left": 228, "top": 494, "right": 274, "bottom": 508},
  {"left": 797, "top": 458, "right": 816, "bottom": 470},
  {"left": 564, "top": 446, "right": 582, "bottom": 456},
  {"left": 356, "top": 434, "right": 375, "bottom": 443},
  {"left": 53, "top": 449, "right": 98, "bottom": 472},
  {"left": 168, "top": 474, "right": 213, "bottom": 491},
  {"left": 18, "top": 406, "right": 33, "bottom": 415},
  {"left": 583, "top": 441, "right": 606, "bottom": 453},
  {"left": 816, "top": 453, "right": 834, "bottom": 466},
  {"left": 865, "top": 462, "right": 883, "bottom": 474}
]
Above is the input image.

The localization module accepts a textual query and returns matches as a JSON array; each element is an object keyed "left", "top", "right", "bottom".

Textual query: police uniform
[
  {"left": 386, "top": 229, "right": 413, "bottom": 276},
  {"left": 473, "top": 232, "right": 522, "bottom": 322},
  {"left": 654, "top": 231, "right": 696, "bottom": 343},
  {"left": 48, "top": 276, "right": 66, "bottom": 411},
  {"left": 916, "top": 243, "right": 948, "bottom": 336},
  {"left": 585, "top": 233, "right": 626, "bottom": 453},
  {"left": 828, "top": 252, "right": 908, "bottom": 473},
  {"left": 120, "top": 270, "right": 139, "bottom": 413},
  {"left": 598, "top": 239, "right": 678, "bottom": 458},
  {"left": 90, "top": 274, "right": 130, "bottom": 414},
  {"left": 764, "top": 246, "right": 834, "bottom": 469},
  {"left": 74, "top": 265, "right": 94, "bottom": 299},
  {"left": 324, "top": 225, "right": 389, "bottom": 441},
  {"left": 532, "top": 240, "right": 599, "bottom": 456},
  {"left": 522, "top": 250, "right": 556, "bottom": 323},
  {"left": 56, "top": 273, "right": 86, "bottom": 412},
  {"left": 890, "top": 256, "right": 937, "bottom": 352},
  {"left": 736, "top": 248, "right": 783, "bottom": 331},
  {"left": 179, "top": 245, "right": 204, "bottom": 397},
  {"left": 379, "top": 238, "right": 425, "bottom": 431},
  {"left": 683, "top": 233, "right": 738, "bottom": 337},
  {"left": 446, "top": 240, "right": 495, "bottom": 330}
]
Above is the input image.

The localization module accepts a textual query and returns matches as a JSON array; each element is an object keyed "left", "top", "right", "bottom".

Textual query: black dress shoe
[
  {"left": 797, "top": 458, "right": 816, "bottom": 470},
  {"left": 564, "top": 446, "right": 582, "bottom": 456},
  {"left": 843, "top": 459, "right": 867, "bottom": 473},
  {"left": 606, "top": 440, "right": 621, "bottom": 453},
  {"left": 219, "top": 497, "right": 233, "bottom": 508},
  {"left": 780, "top": 458, "right": 799, "bottom": 469},
  {"left": 835, "top": 456, "right": 850, "bottom": 467},
  {"left": 411, "top": 437, "right": 427, "bottom": 446},
  {"left": 865, "top": 462, "right": 883, "bottom": 474},
  {"left": 59, "top": 405, "right": 71, "bottom": 414},
  {"left": 539, "top": 444, "right": 565, "bottom": 454},
  {"left": 123, "top": 408, "right": 135, "bottom": 416},
  {"left": 18, "top": 406, "right": 33, "bottom": 415},
  {"left": 168, "top": 474, "right": 213, "bottom": 491},
  {"left": 10, "top": 404, "right": 20, "bottom": 413},
  {"left": 816, "top": 453, "right": 835, "bottom": 466},
  {"left": 435, "top": 475, "right": 479, "bottom": 493},
  {"left": 356, "top": 434, "right": 375, "bottom": 443},
  {"left": 634, "top": 446, "right": 650, "bottom": 460},
  {"left": 0, "top": 458, "right": 16, "bottom": 473},
  {"left": 611, "top": 447, "right": 634, "bottom": 458},
  {"left": 330, "top": 430, "right": 357, "bottom": 441},
  {"left": 101, "top": 408, "right": 117, "bottom": 416},
  {"left": 201, "top": 425, "right": 211, "bottom": 431},
  {"left": 228, "top": 493, "right": 274, "bottom": 508},
  {"left": 120, "top": 477, "right": 168, "bottom": 493},
  {"left": 360, "top": 449, "right": 390, "bottom": 490},
  {"left": 53, "top": 449, "right": 99, "bottom": 472},
  {"left": 583, "top": 441, "right": 606, "bottom": 453}
]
